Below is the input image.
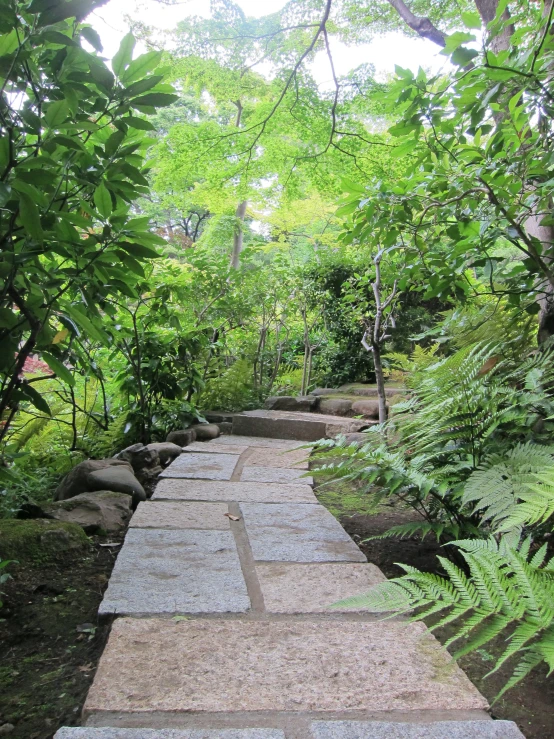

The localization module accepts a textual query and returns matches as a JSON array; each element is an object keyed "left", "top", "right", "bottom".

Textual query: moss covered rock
[{"left": 0, "top": 519, "right": 90, "bottom": 564}]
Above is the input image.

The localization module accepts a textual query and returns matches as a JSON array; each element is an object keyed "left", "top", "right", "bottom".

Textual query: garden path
[{"left": 55, "top": 433, "right": 524, "bottom": 739}]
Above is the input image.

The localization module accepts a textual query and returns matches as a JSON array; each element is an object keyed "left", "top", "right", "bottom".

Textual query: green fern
[
  {"left": 463, "top": 442, "right": 554, "bottom": 532},
  {"left": 334, "top": 536, "right": 554, "bottom": 698}
]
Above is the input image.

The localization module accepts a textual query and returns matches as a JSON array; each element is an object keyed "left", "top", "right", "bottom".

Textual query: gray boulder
[
  {"left": 146, "top": 442, "right": 182, "bottom": 465},
  {"left": 190, "top": 423, "right": 220, "bottom": 441},
  {"left": 204, "top": 411, "right": 235, "bottom": 424},
  {"left": 87, "top": 466, "right": 146, "bottom": 505},
  {"left": 341, "top": 432, "right": 370, "bottom": 446},
  {"left": 311, "top": 388, "right": 337, "bottom": 397},
  {"left": 264, "top": 395, "right": 319, "bottom": 412},
  {"left": 219, "top": 421, "right": 233, "bottom": 434},
  {"left": 351, "top": 399, "right": 381, "bottom": 419},
  {"left": 166, "top": 428, "right": 197, "bottom": 446},
  {"left": 116, "top": 444, "right": 159, "bottom": 472},
  {"left": 319, "top": 398, "right": 353, "bottom": 416},
  {"left": 55, "top": 459, "right": 134, "bottom": 502},
  {"left": 44, "top": 491, "right": 132, "bottom": 534}
]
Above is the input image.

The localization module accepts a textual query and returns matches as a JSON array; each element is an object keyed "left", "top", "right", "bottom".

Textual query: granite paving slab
[
  {"left": 153, "top": 479, "right": 318, "bottom": 504},
  {"left": 232, "top": 410, "right": 370, "bottom": 441},
  {"left": 84, "top": 618, "right": 487, "bottom": 715},
  {"left": 99, "top": 529, "right": 249, "bottom": 615},
  {"left": 161, "top": 453, "right": 239, "bottom": 480},
  {"left": 241, "top": 466, "right": 313, "bottom": 485},
  {"left": 246, "top": 447, "right": 310, "bottom": 470},
  {"left": 183, "top": 442, "right": 250, "bottom": 455},
  {"left": 256, "top": 563, "right": 386, "bottom": 612},
  {"left": 130, "top": 501, "right": 230, "bottom": 530},
  {"left": 209, "top": 435, "right": 307, "bottom": 450},
  {"left": 309, "top": 720, "right": 524, "bottom": 738},
  {"left": 239, "top": 503, "right": 366, "bottom": 562},
  {"left": 55, "top": 730, "right": 285, "bottom": 739},
  {"left": 55, "top": 730, "right": 285, "bottom": 738}
]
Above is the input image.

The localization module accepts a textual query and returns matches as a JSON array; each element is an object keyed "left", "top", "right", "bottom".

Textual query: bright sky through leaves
[{"left": 91, "top": 0, "right": 448, "bottom": 83}]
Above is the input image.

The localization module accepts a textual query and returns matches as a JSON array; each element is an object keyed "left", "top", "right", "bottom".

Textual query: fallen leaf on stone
[
  {"left": 99, "top": 542, "right": 121, "bottom": 547},
  {"left": 172, "top": 615, "right": 190, "bottom": 622},
  {"left": 224, "top": 513, "right": 240, "bottom": 521},
  {"left": 78, "top": 664, "right": 94, "bottom": 672}
]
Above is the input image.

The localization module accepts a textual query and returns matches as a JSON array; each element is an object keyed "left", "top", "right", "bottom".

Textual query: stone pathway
[{"left": 56, "top": 435, "right": 525, "bottom": 738}]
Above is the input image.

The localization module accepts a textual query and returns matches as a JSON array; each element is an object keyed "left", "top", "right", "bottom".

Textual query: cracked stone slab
[
  {"left": 161, "top": 453, "right": 239, "bottom": 480},
  {"left": 256, "top": 563, "right": 386, "bottom": 612},
  {"left": 209, "top": 435, "right": 307, "bottom": 450},
  {"left": 99, "top": 529, "right": 249, "bottom": 615},
  {"left": 84, "top": 618, "right": 487, "bottom": 715},
  {"left": 130, "top": 501, "right": 230, "bottom": 530},
  {"left": 246, "top": 447, "right": 310, "bottom": 470},
  {"left": 309, "top": 721, "right": 524, "bottom": 738},
  {"left": 183, "top": 442, "right": 250, "bottom": 455},
  {"left": 239, "top": 503, "right": 366, "bottom": 562},
  {"left": 55, "top": 730, "right": 285, "bottom": 739},
  {"left": 153, "top": 479, "right": 318, "bottom": 504},
  {"left": 54, "top": 726, "right": 285, "bottom": 739},
  {"left": 241, "top": 466, "right": 313, "bottom": 485}
]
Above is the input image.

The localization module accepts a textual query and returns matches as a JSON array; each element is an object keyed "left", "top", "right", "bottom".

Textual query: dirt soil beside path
[
  {"left": 338, "top": 510, "right": 554, "bottom": 739},
  {"left": 0, "top": 534, "right": 120, "bottom": 738}
]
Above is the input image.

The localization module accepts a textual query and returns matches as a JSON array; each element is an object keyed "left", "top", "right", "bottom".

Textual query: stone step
[
  {"left": 256, "top": 562, "right": 386, "bottom": 613},
  {"left": 240, "top": 502, "right": 366, "bottom": 562},
  {"left": 83, "top": 618, "right": 487, "bottom": 719},
  {"left": 99, "top": 528, "right": 249, "bottom": 616},
  {"left": 232, "top": 410, "right": 373, "bottom": 441},
  {"left": 152, "top": 479, "right": 318, "bottom": 504},
  {"left": 209, "top": 435, "right": 310, "bottom": 450},
  {"left": 161, "top": 452, "right": 240, "bottom": 480},
  {"left": 309, "top": 720, "right": 524, "bottom": 738},
  {"left": 55, "top": 730, "right": 285, "bottom": 738},
  {"left": 54, "top": 720, "right": 525, "bottom": 738}
]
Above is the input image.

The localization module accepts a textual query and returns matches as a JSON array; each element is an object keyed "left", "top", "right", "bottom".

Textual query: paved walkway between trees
[{"left": 56, "top": 434, "right": 525, "bottom": 738}]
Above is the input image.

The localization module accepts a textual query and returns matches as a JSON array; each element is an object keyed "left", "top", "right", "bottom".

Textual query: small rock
[
  {"left": 319, "top": 398, "right": 353, "bottom": 416},
  {"left": 87, "top": 467, "right": 146, "bottom": 506},
  {"left": 138, "top": 465, "right": 163, "bottom": 483},
  {"left": 116, "top": 444, "right": 159, "bottom": 472},
  {"left": 219, "top": 421, "right": 233, "bottom": 434},
  {"left": 204, "top": 411, "right": 235, "bottom": 423},
  {"left": 55, "top": 459, "right": 134, "bottom": 502},
  {"left": 0, "top": 724, "right": 14, "bottom": 735},
  {"left": 264, "top": 395, "right": 319, "bottom": 412},
  {"left": 146, "top": 442, "right": 183, "bottom": 465},
  {"left": 190, "top": 423, "right": 220, "bottom": 441},
  {"left": 351, "top": 399, "right": 381, "bottom": 419},
  {"left": 43, "top": 491, "right": 132, "bottom": 534},
  {"left": 166, "top": 429, "right": 197, "bottom": 446},
  {"left": 76, "top": 622, "right": 96, "bottom": 635}
]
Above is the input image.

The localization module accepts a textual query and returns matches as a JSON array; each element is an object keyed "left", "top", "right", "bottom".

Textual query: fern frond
[{"left": 341, "top": 536, "right": 554, "bottom": 697}]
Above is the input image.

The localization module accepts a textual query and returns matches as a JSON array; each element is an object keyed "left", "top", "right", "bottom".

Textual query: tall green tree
[{"left": 0, "top": 0, "right": 178, "bottom": 449}]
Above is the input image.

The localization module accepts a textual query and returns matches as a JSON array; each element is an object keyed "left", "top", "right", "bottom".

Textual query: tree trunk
[
  {"left": 231, "top": 200, "right": 247, "bottom": 269},
  {"left": 372, "top": 341, "right": 388, "bottom": 424},
  {"left": 525, "top": 214, "right": 554, "bottom": 344}
]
